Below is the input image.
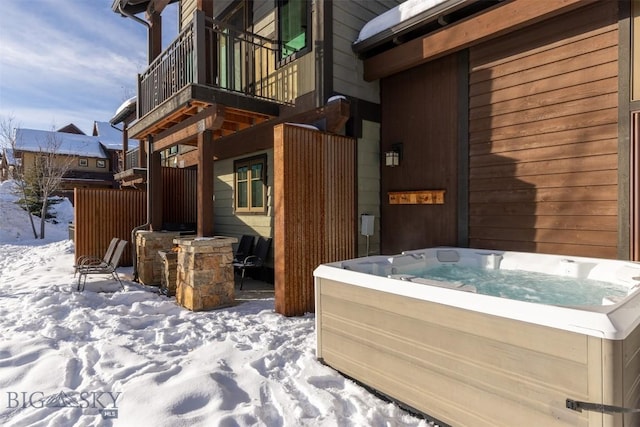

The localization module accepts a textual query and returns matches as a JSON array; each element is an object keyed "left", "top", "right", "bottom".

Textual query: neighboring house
[
  {"left": 353, "top": 0, "right": 639, "bottom": 261},
  {"left": 111, "top": 0, "right": 402, "bottom": 315},
  {"left": 13, "top": 128, "right": 113, "bottom": 195},
  {"left": 0, "top": 148, "right": 16, "bottom": 181},
  {"left": 92, "top": 120, "right": 139, "bottom": 175}
]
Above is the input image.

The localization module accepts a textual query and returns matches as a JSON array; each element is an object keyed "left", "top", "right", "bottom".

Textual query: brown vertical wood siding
[
  {"left": 468, "top": 2, "right": 619, "bottom": 258},
  {"left": 74, "top": 167, "right": 197, "bottom": 267},
  {"left": 380, "top": 54, "right": 459, "bottom": 254},
  {"left": 74, "top": 188, "right": 146, "bottom": 267},
  {"left": 162, "top": 167, "right": 197, "bottom": 225},
  {"left": 274, "top": 124, "right": 356, "bottom": 316}
]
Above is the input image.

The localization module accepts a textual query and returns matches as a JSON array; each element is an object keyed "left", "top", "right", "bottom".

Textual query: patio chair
[
  {"left": 73, "top": 237, "right": 119, "bottom": 277},
  {"left": 233, "top": 235, "right": 254, "bottom": 263},
  {"left": 77, "top": 239, "right": 128, "bottom": 292},
  {"left": 233, "top": 236, "right": 271, "bottom": 290}
]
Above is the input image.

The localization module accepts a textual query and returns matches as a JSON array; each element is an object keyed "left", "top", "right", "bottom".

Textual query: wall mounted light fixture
[{"left": 385, "top": 143, "right": 403, "bottom": 167}]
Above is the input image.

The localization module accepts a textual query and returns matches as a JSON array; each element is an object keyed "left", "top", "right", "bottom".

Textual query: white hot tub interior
[{"left": 338, "top": 248, "right": 640, "bottom": 307}]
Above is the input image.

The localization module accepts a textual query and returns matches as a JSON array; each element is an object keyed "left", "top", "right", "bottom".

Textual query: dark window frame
[
  {"left": 277, "top": 0, "right": 311, "bottom": 65},
  {"left": 234, "top": 154, "right": 267, "bottom": 214}
]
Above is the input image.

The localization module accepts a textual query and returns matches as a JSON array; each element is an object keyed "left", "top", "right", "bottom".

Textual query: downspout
[
  {"left": 131, "top": 136, "right": 153, "bottom": 281},
  {"left": 117, "top": 1, "right": 151, "bottom": 281},
  {"left": 117, "top": 2, "right": 150, "bottom": 29}
]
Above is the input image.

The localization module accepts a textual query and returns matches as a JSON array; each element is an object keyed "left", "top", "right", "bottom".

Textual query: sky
[
  {"left": 0, "top": 0, "right": 178, "bottom": 135},
  {"left": 0, "top": 180, "right": 431, "bottom": 427}
]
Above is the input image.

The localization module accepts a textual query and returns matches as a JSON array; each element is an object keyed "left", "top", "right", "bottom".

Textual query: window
[
  {"left": 97, "top": 159, "right": 106, "bottom": 168},
  {"left": 78, "top": 158, "right": 88, "bottom": 167},
  {"left": 235, "top": 155, "right": 266, "bottom": 213},
  {"left": 278, "top": 0, "right": 310, "bottom": 61}
]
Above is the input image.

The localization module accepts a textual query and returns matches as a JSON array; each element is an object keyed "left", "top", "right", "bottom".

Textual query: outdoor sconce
[{"left": 385, "top": 143, "right": 403, "bottom": 167}]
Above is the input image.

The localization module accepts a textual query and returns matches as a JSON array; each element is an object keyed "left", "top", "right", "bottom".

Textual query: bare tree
[
  {"left": 31, "top": 131, "right": 75, "bottom": 239},
  {"left": 0, "top": 115, "right": 38, "bottom": 239},
  {"left": 1, "top": 116, "right": 75, "bottom": 239}
]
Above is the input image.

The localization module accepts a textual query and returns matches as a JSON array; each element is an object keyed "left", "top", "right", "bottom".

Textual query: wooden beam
[
  {"left": 363, "top": 0, "right": 598, "bottom": 81},
  {"left": 214, "top": 98, "right": 351, "bottom": 160},
  {"left": 197, "top": 130, "right": 214, "bottom": 237},
  {"left": 153, "top": 105, "right": 225, "bottom": 152},
  {"left": 146, "top": 0, "right": 171, "bottom": 16},
  {"left": 197, "top": 0, "right": 213, "bottom": 16}
]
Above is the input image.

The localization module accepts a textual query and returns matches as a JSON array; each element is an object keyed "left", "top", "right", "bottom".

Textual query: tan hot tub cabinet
[{"left": 314, "top": 264, "right": 640, "bottom": 427}]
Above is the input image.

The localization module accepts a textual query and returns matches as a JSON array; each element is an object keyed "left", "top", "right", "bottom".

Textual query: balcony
[{"left": 130, "top": 10, "right": 289, "bottom": 140}]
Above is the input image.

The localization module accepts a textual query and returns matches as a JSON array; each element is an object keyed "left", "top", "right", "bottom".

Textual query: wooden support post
[
  {"left": 148, "top": 11, "right": 162, "bottom": 63},
  {"left": 150, "top": 148, "right": 163, "bottom": 231},
  {"left": 197, "top": 129, "right": 214, "bottom": 237}
]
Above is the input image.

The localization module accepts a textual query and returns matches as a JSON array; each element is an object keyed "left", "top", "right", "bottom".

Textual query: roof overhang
[
  {"left": 112, "top": 0, "right": 179, "bottom": 17},
  {"left": 353, "top": 0, "right": 477, "bottom": 58},
  {"left": 361, "top": 0, "right": 597, "bottom": 81}
]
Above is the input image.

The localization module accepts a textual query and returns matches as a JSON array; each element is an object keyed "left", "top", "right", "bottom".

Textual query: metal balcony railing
[
  {"left": 125, "top": 147, "right": 141, "bottom": 170},
  {"left": 137, "top": 10, "right": 288, "bottom": 119}
]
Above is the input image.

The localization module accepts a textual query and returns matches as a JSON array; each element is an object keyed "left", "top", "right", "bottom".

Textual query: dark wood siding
[
  {"left": 468, "top": 2, "right": 619, "bottom": 258},
  {"left": 380, "top": 54, "right": 460, "bottom": 254}
]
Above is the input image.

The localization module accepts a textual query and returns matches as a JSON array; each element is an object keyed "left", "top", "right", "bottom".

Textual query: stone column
[
  {"left": 136, "top": 230, "right": 182, "bottom": 285},
  {"left": 174, "top": 236, "right": 237, "bottom": 311}
]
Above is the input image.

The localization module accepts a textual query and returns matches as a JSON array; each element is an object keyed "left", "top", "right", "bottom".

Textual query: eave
[
  {"left": 363, "top": 0, "right": 599, "bottom": 81},
  {"left": 111, "top": 0, "right": 179, "bottom": 16}
]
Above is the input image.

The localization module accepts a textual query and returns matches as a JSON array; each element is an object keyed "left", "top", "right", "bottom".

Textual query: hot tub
[{"left": 313, "top": 248, "right": 640, "bottom": 427}]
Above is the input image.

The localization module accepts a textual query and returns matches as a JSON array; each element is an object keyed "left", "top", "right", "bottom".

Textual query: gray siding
[
  {"left": 332, "top": 0, "right": 403, "bottom": 103},
  {"left": 213, "top": 150, "right": 275, "bottom": 266}
]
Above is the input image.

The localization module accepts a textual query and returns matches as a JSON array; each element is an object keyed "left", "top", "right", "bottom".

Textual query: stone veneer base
[{"left": 174, "top": 236, "right": 237, "bottom": 311}]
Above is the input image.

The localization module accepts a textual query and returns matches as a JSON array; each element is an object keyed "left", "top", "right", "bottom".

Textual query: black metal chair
[
  {"left": 233, "top": 235, "right": 254, "bottom": 263},
  {"left": 233, "top": 237, "right": 271, "bottom": 289}
]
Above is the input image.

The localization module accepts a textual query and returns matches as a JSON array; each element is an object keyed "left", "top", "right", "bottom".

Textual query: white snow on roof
[
  {"left": 93, "top": 121, "right": 139, "bottom": 150},
  {"left": 1, "top": 148, "right": 15, "bottom": 164},
  {"left": 14, "top": 128, "right": 108, "bottom": 159},
  {"left": 356, "top": 0, "right": 450, "bottom": 43},
  {"left": 114, "top": 96, "right": 136, "bottom": 118}
]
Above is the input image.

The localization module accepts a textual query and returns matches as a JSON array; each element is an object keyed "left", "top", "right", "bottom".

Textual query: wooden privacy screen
[
  {"left": 74, "top": 167, "right": 197, "bottom": 267},
  {"left": 274, "top": 124, "right": 356, "bottom": 316},
  {"left": 162, "top": 167, "right": 197, "bottom": 225},
  {"left": 74, "top": 188, "right": 145, "bottom": 267}
]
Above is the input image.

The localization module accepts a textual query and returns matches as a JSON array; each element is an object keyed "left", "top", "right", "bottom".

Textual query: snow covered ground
[{"left": 0, "top": 180, "right": 430, "bottom": 427}]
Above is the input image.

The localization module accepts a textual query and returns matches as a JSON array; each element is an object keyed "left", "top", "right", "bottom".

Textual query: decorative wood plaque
[{"left": 388, "top": 190, "right": 445, "bottom": 205}]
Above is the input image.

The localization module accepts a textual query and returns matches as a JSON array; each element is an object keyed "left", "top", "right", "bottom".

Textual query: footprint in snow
[
  {"left": 169, "top": 392, "right": 210, "bottom": 415},
  {"left": 210, "top": 371, "right": 250, "bottom": 410},
  {"left": 153, "top": 364, "right": 182, "bottom": 385}
]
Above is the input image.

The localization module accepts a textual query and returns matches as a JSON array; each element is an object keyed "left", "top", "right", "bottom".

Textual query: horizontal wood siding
[
  {"left": 468, "top": 2, "right": 619, "bottom": 258},
  {"left": 213, "top": 151, "right": 275, "bottom": 266},
  {"left": 332, "top": 0, "right": 402, "bottom": 103},
  {"left": 380, "top": 54, "right": 459, "bottom": 254},
  {"left": 274, "top": 125, "right": 356, "bottom": 316},
  {"left": 179, "top": 0, "right": 197, "bottom": 30},
  {"left": 357, "top": 120, "right": 381, "bottom": 256}
]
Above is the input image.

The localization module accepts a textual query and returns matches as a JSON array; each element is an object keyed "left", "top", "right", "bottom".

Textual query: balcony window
[
  {"left": 278, "top": 0, "right": 310, "bottom": 61},
  {"left": 235, "top": 155, "right": 266, "bottom": 214}
]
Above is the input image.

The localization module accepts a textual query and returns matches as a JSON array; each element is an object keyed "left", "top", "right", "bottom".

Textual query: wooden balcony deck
[{"left": 129, "top": 10, "right": 288, "bottom": 143}]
